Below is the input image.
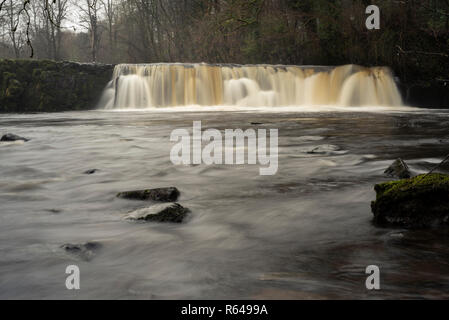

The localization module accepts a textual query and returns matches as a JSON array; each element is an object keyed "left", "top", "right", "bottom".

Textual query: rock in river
[
  {"left": 125, "top": 203, "right": 190, "bottom": 223},
  {"left": 384, "top": 158, "right": 411, "bottom": 179},
  {"left": 1, "top": 133, "right": 29, "bottom": 142},
  {"left": 371, "top": 173, "right": 449, "bottom": 228},
  {"left": 117, "top": 187, "right": 180, "bottom": 202},
  {"left": 84, "top": 169, "right": 99, "bottom": 175},
  {"left": 61, "top": 242, "right": 102, "bottom": 261}
]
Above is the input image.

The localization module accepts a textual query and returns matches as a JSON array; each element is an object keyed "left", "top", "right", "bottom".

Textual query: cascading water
[{"left": 99, "top": 63, "right": 403, "bottom": 109}]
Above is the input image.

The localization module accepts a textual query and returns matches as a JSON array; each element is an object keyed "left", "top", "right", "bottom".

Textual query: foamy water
[{"left": 99, "top": 64, "right": 403, "bottom": 110}]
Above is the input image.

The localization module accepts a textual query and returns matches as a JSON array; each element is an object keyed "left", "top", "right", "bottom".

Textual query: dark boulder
[
  {"left": 384, "top": 158, "right": 411, "bottom": 179},
  {"left": 61, "top": 242, "right": 102, "bottom": 261},
  {"left": 1, "top": 133, "right": 29, "bottom": 142},
  {"left": 84, "top": 169, "right": 99, "bottom": 175},
  {"left": 125, "top": 203, "right": 190, "bottom": 223},
  {"left": 371, "top": 173, "right": 449, "bottom": 228},
  {"left": 117, "top": 187, "right": 180, "bottom": 202}
]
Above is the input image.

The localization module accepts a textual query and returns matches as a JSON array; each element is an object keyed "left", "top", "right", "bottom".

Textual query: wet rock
[
  {"left": 125, "top": 203, "right": 190, "bottom": 223},
  {"left": 117, "top": 187, "right": 180, "bottom": 202},
  {"left": 1, "top": 133, "right": 29, "bottom": 142},
  {"left": 46, "top": 209, "right": 62, "bottom": 214},
  {"left": 307, "top": 144, "right": 341, "bottom": 154},
  {"left": 371, "top": 173, "right": 449, "bottom": 228},
  {"left": 0, "top": 59, "right": 114, "bottom": 113},
  {"left": 84, "top": 169, "right": 98, "bottom": 175},
  {"left": 384, "top": 158, "right": 411, "bottom": 179},
  {"left": 61, "top": 242, "right": 102, "bottom": 261}
]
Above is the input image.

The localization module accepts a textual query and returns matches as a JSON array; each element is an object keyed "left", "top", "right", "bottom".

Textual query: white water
[{"left": 99, "top": 64, "right": 403, "bottom": 109}]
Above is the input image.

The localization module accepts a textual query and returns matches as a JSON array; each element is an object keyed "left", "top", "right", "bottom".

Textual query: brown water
[{"left": 1, "top": 107, "right": 449, "bottom": 299}]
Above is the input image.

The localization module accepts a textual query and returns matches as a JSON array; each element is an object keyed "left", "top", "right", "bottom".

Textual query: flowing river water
[{"left": 1, "top": 106, "right": 449, "bottom": 299}]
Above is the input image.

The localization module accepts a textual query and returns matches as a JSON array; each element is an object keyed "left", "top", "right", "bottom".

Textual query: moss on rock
[
  {"left": 371, "top": 173, "right": 449, "bottom": 228},
  {"left": 0, "top": 59, "right": 114, "bottom": 113},
  {"left": 117, "top": 187, "right": 180, "bottom": 202}
]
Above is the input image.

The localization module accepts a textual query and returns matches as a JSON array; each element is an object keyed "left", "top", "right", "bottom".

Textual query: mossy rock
[
  {"left": 371, "top": 173, "right": 449, "bottom": 228},
  {"left": 6, "top": 79, "right": 24, "bottom": 98},
  {"left": 0, "top": 59, "right": 114, "bottom": 113},
  {"left": 125, "top": 203, "right": 190, "bottom": 223},
  {"left": 117, "top": 187, "right": 180, "bottom": 202}
]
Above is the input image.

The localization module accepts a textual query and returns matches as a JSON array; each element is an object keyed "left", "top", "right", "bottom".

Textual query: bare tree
[
  {"left": 101, "top": 0, "right": 115, "bottom": 60},
  {"left": 76, "top": 0, "right": 103, "bottom": 62},
  {"left": 42, "top": 0, "right": 68, "bottom": 60},
  {"left": 4, "top": 0, "right": 24, "bottom": 57},
  {"left": 0, "top": 0, "right": 69, "bottom": 58}
]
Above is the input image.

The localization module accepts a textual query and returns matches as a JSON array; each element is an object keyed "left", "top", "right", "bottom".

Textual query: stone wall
[{"left": 0, "top": 59, "right": 114, "bottom": 113}]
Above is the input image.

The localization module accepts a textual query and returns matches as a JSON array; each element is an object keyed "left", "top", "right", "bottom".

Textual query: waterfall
[{"left": 99, "top": 63, "right": 403, "bottom": 109}]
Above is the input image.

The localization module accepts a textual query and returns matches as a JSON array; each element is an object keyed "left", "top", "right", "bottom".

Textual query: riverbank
[{"left": 0, "top": 59, "right": 114, "bottom": 113}]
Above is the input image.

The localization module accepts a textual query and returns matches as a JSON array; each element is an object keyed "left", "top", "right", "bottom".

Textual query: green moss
[
  {"left": 375, "top": 174, "right": 449, "bottom": 198},
  {"left": 371, "top": 173, "right": 449, "bottom": 228},
  {"left": 6, "top": 79, "right": 24, "bottom": 98},
  {"left": 32, "top": 69, "right": 42, "bottom": 78},
  {"left": 0, "top": 59, "right": 114, "bottom": 113}
]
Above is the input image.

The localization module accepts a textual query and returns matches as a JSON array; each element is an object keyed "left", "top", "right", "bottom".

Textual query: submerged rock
[
  {"left": 61, "top": 242, "right": 102, "bottom": 261},
  {"left": 84, "top": 169, "right": 98, "bottom": 175},
  {"left": 371, "top": 173, "right": 449, "bottom": 228},
  {"left": 125, "top": 203, "right": 190, "bottom": 223},
  {"left": 306, "top": 144, "right": 342, "bottom": 155},
  {"left": 384, "top": 158, "right": 411, "bottom": 179},
  {"left": 117, "top": 187, "right": 180, "bottom": 202},
  {"left": 46, "top": 209, "right": 62, "bottom": 214},
  {"left": 1, "top": 133, "right": 29, "bottom": 142}
]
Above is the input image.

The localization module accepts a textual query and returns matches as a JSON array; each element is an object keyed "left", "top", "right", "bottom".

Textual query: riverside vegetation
[{"left": 0, "top": 1, "right": 448, "bottom": 111}]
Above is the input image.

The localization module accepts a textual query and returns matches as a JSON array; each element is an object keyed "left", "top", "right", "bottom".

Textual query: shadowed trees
[{"left": 0, "top": 0, "right": 447, "bottom": 85}]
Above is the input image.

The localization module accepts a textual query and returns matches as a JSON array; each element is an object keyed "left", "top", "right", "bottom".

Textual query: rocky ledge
[
  {"left": 0, "top": 59, "right": 114, "bottom": 113},
  {"left": 371, "top": 173, "right": 449, "bottom": 228}
]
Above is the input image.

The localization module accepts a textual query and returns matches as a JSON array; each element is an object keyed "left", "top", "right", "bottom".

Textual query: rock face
[
  {"left": 1, "top": 133, "right": 29, "bottom": 142},
  {"left": 399, "top": 82, "right": 449, "bottom": 109},
  {"left": 125, "top": 203, "right": 190, "bottom": 223},
  {"left": 0, "top": 59, "right": 114, "bottom": 113},
  {"left": 117, "top": 187, "right": 180, "bottom": 202},
  {"left": 384, "top": 158, "right": 412, "bottom": 179},
  {"left": 371, "top": 173, "right": 449, "bottom": 228},
  {"left": 61, "top": 242, "right": 102, "bottom": 261}
]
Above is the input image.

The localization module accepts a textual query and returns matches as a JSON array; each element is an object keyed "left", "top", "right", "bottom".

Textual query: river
[{"left": 1, "top": 106, "right": 449, "bottom": 299}]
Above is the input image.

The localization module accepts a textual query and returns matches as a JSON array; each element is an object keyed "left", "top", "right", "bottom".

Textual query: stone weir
[{"left": 0, "top": 59, "right": 114, "bottom": 113}]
